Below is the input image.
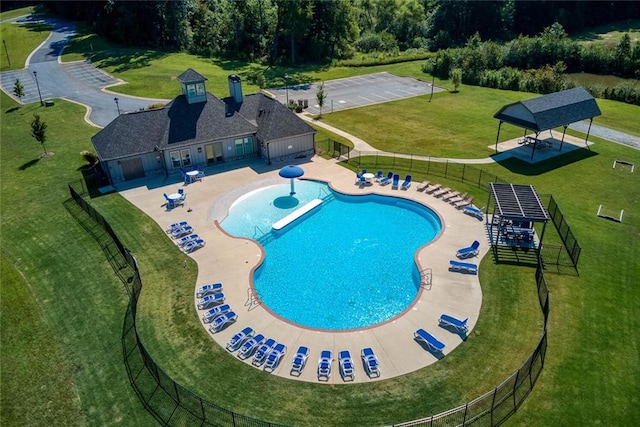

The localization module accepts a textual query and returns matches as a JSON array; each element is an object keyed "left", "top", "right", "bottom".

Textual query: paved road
[{"left": 0, "top": 16, "right": 167, "bottom": 127}]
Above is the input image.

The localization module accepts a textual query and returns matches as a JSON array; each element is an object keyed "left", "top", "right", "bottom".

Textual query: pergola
[
  {"left": 494, "top": 87, "right": 601, "bottom": 160},
  {"left": 485, "top": 183, "right": 549, "bottom": 254}
]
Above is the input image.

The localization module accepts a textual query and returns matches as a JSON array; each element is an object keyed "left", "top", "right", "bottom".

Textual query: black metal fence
[
  {"left": 392, "top": 261, "right": 549, "bottom": 427},
  {"left": 69, "top": 176, "right": 553, "bottom": 427},
  {"left": 543, "top": 195, "right": 582, "bottom": 267}
]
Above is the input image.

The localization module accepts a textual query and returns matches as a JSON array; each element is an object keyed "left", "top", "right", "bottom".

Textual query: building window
[
  {"left": 234, "top": 137, "right": 253, "bottom": 156},
  {"left": 186, "top": 84, "right": 196, "bottom": 98},
  {"left": 196, "top": 83, "right": 205, "bottom": 96},
  {"left": 170, "top": 149, "right": 192, "bottom": 168}
]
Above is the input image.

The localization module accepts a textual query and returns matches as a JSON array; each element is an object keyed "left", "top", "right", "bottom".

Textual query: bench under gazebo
[{"left": 493, "top": 87, "right": 601, "bottom": 161}]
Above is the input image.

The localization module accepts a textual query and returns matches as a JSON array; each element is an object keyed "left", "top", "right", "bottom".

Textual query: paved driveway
[{"left": 0, "top": 16, "right": 167, "bottom": 127}]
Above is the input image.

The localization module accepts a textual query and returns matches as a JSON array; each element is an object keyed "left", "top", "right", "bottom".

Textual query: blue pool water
[{"left": 220, "top": 180, "right": 441, "bottom": 330}]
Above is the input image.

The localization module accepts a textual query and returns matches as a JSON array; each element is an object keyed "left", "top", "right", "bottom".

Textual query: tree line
[
  {"left": 43, "top": 0, "right": 640, "bottom": 65},
  {"left": 424, "top": 23, "right": 640, "bottom": 105}
]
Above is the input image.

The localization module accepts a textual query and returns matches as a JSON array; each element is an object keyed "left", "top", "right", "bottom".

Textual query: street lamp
[
  {"left": 284, "top": 73, "right": 289, "bottom": 106},
  {"left": 429, "top": 59, "right": 437, "bottom": 103},
  {"left": 33, "top": 70, "right": 43, "bottom": 106},
  {"left": 114, "top": 97, "right": 120, "bottom": 115}
]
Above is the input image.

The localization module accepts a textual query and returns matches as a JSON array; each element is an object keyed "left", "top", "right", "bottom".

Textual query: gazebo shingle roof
[{"left": 494, "top": 87, "right": 601, "bottom": 131}]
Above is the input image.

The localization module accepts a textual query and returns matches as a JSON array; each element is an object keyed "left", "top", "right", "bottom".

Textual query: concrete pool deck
[{"left": 119, "top": 156, "right": 487, "bottom": 384}]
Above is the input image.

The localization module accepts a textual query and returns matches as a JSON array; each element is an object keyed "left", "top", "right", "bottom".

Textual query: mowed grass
[
  {"left": 0, "top": 19, "right": 50, "bottom": 71},
  {"left": 0, "top": 92, "right": 157, "bottom": 426},
  {"left": 571, "top": 18, "right": 640, "bottom": 46}
]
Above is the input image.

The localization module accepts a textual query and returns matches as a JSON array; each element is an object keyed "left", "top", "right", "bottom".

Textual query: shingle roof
[
  {"left": 494, "top": 87, "right": 601, "bottom": 132},
  {"left": 176, "top": 68, "right": 207, "bottom": 83},
  {"left": 92, "top": 91, "right": 315, "bottom": 161},
  {"left": 225, "top": 93, "right": 316, "bottom": 142}
]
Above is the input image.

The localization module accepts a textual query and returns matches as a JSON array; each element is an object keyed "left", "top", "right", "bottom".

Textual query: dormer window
[{"left": 176, "top": 69, "right": 208, "bottom": 104}]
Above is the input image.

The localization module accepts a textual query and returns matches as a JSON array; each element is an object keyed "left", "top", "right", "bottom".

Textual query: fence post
[
  {"left": 462, "top": 164, "right": 466, "bottom": 183},
  {"left": 427, "top": 158, "right": 431, "bottom": 175},
  {"left": 445, "top": 160, "right": 449, "bottom": 178}
]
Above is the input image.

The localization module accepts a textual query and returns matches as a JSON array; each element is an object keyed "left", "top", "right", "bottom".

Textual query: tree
[
  {"left": 13, "top": 79, "right": 25, "bottom": 105},
  {"left": 450, "top": 68, "right": 462, "bottom": 92},
  {"left": 316, "top": 82, "right": 327, "bottom": 118},
  {"left": 31, "top": 114, "right": 48, "bottom": 155}
]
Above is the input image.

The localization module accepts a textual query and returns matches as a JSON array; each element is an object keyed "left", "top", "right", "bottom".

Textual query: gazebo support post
[
  {"left": 559, "top": 125, "right": 568, "bottom": 151},
  {"left": 495, "top": 121, "right": 503, "bottom": 153},
  {"left": 530, "top": 131, "right": 540, "bottom": 161},
  {"left": 584, "top": 117, "right": 594, "bottom": 151}
]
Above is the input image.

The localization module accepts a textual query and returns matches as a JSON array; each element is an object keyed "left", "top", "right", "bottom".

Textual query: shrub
[
  {"left": 80, "top": 150, "right": 98, "bottom": 166},
  {"left": 147, "top": 103, "right": 166, "bottom": 110}
]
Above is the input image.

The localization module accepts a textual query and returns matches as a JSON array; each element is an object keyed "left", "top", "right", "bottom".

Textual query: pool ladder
[
  {"left": 420, "top": 268, "right": 432, "bottom": 290},
  {"left": 318, "top": 187, "right": 335, "bottom": 202}
]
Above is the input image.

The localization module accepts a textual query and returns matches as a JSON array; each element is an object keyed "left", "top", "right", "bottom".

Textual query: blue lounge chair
[
  {"left": 290, "top": 346, "right": 310, "bottom": 376},
  {"left": 463, "top": 205, "right": 483, "bottom": 220},
  {"left": 238, "top": 333, "right": 265, "bottom": 359},
  {"left": 339, "top": 350, "right": 355, "bottom": 381},
  {"left": 374, "top": 170, "right": 383, "bottom": 182},
  {"left": 196, "top": 282, "right": 223, "bottom": 298},
  {"left": 401, "top": 175, "right": 412, "bottom": 190},
  {"left": 252, "top": 338, "right": 277, "bottom": 366},
  {"left": 177, "top": 188, "right": 186, "bottom": 202},
  {"left": 456, "top": 240, "right": 480, "bottom": 259},
  {"left": 196, "top": 292, "right": 225, "bottom": 310},
  {"left": 355, "top": 173, "right": 363, "bottom": 184},
  {"left": 208, "top": 311, "right": 237, "bottom": 333},
  {"left": 226, "top": 327, "right": 254, "bottom": 352},
  {"left": 317, "top": 350, "right": 332, "bottom": 381},
  {"left": 171, "top": 225, "right": 193, "bottom": 239},
  {"left": 379, "top": 172, "right": 393, "bottom": 185},
  {"left": 439, "top": 314, "right": 469, "bottom": 333},
  {"left": 175, "top": 233, "right": 199, "bottom": 247},
  {"left": 166, "top": 221, "right": 188, "bottom": 233},
  {"left": 391, "top": 174, "right": 400, "bottom": 189},
  {"left": 361, "top": 347, "right": 380, "bottom": 378},
  {"left": 201, "top": 304, "right": 231, "bottom": 323},
  {"left": 264, "top": 343, "right": 287, "bottom": 371},
  {"left": 183, "top": 238, "right": 205, "bottom": 253},
  {"left": 449, "top": 260, "right": 478, "bottom": 275},
  {"left": 414, "top": 328, "right": 446, "bottom": 353}
]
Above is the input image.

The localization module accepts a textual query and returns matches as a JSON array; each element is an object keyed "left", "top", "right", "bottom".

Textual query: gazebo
[
  {"left": 485, "top": 183, "right": 549, "bottom": 259},
  {"left": 493, "top": 87, "right": 601, "bottom": 160}
]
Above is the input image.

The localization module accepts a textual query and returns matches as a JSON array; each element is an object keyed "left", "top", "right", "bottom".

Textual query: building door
[
  {"left": 205, "top": 142, "right": 224, "bottom": 165},
  {"left": 120, "top": 158, "right": 145, "bottom": 181}
]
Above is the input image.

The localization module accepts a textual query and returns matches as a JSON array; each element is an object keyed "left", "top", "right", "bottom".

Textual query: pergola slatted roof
[{"left": 490, "top": 183, "right": 548, "bottom": 221}]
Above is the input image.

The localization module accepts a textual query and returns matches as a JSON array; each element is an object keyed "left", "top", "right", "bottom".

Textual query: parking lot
[{"left": 268, "top": 72, "right": 443, "bottom": 115}]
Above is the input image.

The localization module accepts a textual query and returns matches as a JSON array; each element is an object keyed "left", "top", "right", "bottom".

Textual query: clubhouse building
[{"left": 92, "top": 69, "right": 316, "bottom": 183}]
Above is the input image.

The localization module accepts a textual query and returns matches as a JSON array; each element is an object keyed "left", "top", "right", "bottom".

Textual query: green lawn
[
  {"left": 0, "top": 6, "right": 35, "bottom": 22},
  {"left": 3, "top": 30, "right": 640, "bottom": 426},
  {"left": 0, "top": 19, "right": 50, "bottom": 71},
  {"left": 571, "top": 18, "right": 640, "bottom": 46}
]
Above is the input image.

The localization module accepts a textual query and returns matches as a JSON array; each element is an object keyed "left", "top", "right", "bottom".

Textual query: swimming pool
[{"left": 220, "top": 180, "right": 442, "bottom": 330}]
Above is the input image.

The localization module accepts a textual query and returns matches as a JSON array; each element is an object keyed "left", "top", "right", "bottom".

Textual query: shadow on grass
[
  {"left": 5, "top": 106, "right": 22, "bottom": 113},
  {"left": 495, "top": 148, "right": 599, "bottom": 176},
  {"left": 18, "top": 158, "right": 39, "bottom": 170}
]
